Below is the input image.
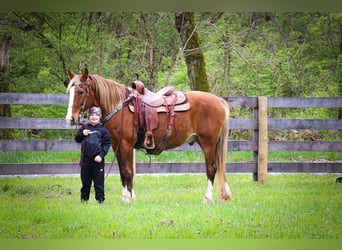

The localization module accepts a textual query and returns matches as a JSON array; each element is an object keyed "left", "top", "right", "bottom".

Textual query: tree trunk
[
  {"left": 0, "top": 35, "right": 12, "bottom": 139},
  {"left": 175, "top": 12, "right": 210, "bottom": 92},
  {"left": 140, "top": 13, "right": 156, "bottom": 89}
]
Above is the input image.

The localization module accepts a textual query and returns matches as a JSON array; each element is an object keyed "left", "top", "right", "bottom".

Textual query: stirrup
[{"left": 143, "top": 133, "right": 155, "bottom": 149}]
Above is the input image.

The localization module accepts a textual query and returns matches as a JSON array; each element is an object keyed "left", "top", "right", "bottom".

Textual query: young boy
[{"left": 75, "top": 106, "right": 111, "bottom": 204}]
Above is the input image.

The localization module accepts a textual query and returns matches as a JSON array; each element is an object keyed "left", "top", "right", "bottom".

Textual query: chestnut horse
[{"left": 65, "top": 69, "right": 232, "bottom": 203}]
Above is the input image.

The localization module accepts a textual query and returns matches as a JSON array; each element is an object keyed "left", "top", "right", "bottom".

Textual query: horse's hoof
[
  {"left": 203, "top": 197, "right": 213, "bottom": 204},
  {"left": 219, "top": 197, "right": 232, "bottom": 203},
  {"left": 220, "top": 193, "right": 232, "bottom": 202},
  {"left": 122, "top": 197, "right": 131, "bottom": 203},
  {"left": 122, "top": 195, "right": 136, "bottom": 203}
]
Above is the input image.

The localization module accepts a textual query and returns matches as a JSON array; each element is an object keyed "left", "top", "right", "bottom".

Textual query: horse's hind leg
[
  {"left": 201, "top": 139, "right": 232, "bottom": 203},
  {"left": 202, "top": 147, "right": 217, "bottom": 203}
]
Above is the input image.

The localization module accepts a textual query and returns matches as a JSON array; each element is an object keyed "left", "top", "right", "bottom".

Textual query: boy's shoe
[{"left": 97, "top": 198, "right": 105, "bottom": 204}]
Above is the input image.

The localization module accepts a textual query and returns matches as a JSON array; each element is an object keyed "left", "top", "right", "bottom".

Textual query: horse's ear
[
  {"left": 63, "top": 79, "right": 69, "bottom": 88},
  {"left": 68, "top": 70, "right": 75, "bottom": 80},
  {"left": 81, "top": 68, "right": 89, "bottom": 81}
]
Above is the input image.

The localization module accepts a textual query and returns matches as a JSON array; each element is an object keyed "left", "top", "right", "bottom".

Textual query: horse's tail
[{"left": 216, "top": 99, "right": 232, "bottom": 201}]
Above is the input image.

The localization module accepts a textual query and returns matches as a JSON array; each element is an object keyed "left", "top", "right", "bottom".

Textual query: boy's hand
[
  {"left": 94, "top": 155, "right": 102, "bottom": 163},
  {"left": 83, "top": 129, "right": 90, "bottom": 136}
]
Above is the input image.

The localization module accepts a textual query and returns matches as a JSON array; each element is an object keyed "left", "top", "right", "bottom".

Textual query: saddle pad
[
  {"left": 128, "top": 100, "right": 190, "bottom": 113},
  {"left": 142, "top": 91, "right": 187, "bottom": 107}
]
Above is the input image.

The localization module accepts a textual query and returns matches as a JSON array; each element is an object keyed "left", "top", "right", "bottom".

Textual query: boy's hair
[{"left": 87, "top": 106, "right": 102, "bottom": 118}]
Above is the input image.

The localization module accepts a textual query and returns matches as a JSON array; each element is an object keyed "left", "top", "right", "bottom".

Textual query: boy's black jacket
[{"left": 75, "top": 123, "right": 111, "bottom": 161}]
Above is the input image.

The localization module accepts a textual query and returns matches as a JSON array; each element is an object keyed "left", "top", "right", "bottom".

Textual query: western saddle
[{"left": 128, "top": 79, "right": 190, "bottom": 154}]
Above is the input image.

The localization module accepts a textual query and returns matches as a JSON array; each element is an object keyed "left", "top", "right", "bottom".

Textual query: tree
[
  {"left": 0, "top": 13, "right": 12, "bottom": 138},
  {"left": 0, "top": 34, "right": 11, "bottom": 122},
  {"left": 0, "top": 34, "right": 11, "bottom": 112},
  {"left": 175, "top": 12, "right": 210, "bottom": 91}
]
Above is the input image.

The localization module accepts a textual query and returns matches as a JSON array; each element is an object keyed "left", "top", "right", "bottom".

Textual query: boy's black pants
[{"left": 80, "top": 161, "right": 105, "bottom": 202}]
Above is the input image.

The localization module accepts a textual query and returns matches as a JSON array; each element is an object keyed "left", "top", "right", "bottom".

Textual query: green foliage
[
  {"left": 198, "top": 12, "right": 341, "bottom": 99},
  {"left": 4, "top": 12, "right": 341, "bottom": 97}
]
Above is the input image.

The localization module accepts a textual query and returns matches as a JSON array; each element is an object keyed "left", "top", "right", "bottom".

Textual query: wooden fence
[{"left": 0, "top": 93, "right": 341, "bottom": 182}]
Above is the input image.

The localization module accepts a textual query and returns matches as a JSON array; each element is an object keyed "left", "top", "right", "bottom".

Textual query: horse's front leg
[{"left": 117, "top": 147, "right": 136, "bottom": 203}]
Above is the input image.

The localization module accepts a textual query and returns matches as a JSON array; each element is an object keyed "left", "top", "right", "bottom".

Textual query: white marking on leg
[
  {"left": 65, "top": 86, "right": 75, "bottom": 124},
  {"left": 220, "top": 182, "right": 232, "bottom": 202},
  {"left": 203, "top": 179, "right": 213, "bottom": 203},
  {"left": 122, "top": 185, "right": 136, "bottom": 203}
]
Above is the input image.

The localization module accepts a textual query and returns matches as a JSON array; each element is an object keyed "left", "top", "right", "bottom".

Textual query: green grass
[
  {"left": 1, "top": 150, "right": 342, "bottom": 163},
  {"left": 0, "top": 174, "right": 341, "bottom": 239}
]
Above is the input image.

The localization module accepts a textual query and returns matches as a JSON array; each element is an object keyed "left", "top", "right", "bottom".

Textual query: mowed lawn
[{"left": 0, "top": 174, "right": 341, "bottom": 239}]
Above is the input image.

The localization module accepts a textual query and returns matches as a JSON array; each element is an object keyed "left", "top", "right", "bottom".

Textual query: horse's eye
[{"left": 78, "top": 91, "right": 84, "bottom": 95}]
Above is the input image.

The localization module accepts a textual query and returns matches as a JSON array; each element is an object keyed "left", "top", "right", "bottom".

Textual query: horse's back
[
  {"left": 185, "top": 91, "right": 228, "bottom": 119},
  {"left": 185, "top": 90, "right": 227, "bottom": 103}
]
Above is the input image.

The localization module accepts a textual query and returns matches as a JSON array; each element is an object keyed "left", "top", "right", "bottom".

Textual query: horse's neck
[{"left": 98, "top": 84, "right": 127, "bottom": 118}]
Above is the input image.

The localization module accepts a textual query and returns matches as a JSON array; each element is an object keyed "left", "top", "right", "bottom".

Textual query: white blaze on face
[{"left": 65, "top": 86, "right": 75, "bottom": 125}]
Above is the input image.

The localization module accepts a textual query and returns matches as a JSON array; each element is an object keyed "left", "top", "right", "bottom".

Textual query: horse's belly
[{"left": 153, "top": 112, "right": 196, "bottom": 148}]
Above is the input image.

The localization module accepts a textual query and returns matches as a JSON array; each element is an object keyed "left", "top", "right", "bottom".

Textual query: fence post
[
  {"left": 258, "top": 96, "right": 268, "bottom": 183},
  {"left": 252, "top": 100, "right": 259, "bottom": 181}
]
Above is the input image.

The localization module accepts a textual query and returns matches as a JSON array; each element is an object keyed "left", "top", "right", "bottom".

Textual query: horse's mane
[{"left": 89, "top": 74, "right": 126, "bottom": 112}]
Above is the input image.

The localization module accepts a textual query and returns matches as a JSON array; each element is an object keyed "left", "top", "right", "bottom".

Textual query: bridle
[{"left": 72, "top": 80, "right": 90, "bottom": 125}]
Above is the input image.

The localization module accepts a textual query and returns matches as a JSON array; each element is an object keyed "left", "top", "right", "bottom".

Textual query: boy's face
[{"left": 88, "top": 113, "right": 100, "bottom": 125}]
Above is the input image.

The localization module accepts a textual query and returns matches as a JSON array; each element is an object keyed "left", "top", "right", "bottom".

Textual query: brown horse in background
[{"left": 65, "top": 69, "right": 232, "bottom": 203}]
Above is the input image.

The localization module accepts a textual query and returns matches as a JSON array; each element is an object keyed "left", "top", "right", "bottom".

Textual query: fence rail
[{"left": 0, "top": 93, "right": 341, "bottom": 180}]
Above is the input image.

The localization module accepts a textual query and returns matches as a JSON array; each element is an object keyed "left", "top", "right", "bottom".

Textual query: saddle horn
[{"left": 132, "top": 73, "right": 145, "bottom": 94}]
